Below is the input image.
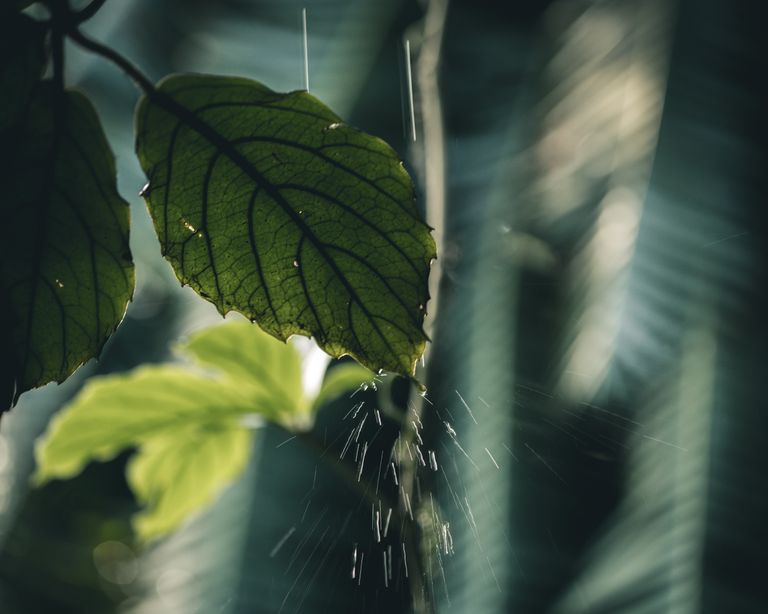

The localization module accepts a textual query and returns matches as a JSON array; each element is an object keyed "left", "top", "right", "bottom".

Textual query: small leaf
[
  {"left": 0, "top": 12, "right": 46, "bottom": 130},
  {"left": 183, "top": 319, "right": 304, "bottom": 418},
  {"left": 34, "top": 364, "right": 263, "bottom": 542},
  {"left": 312, "top": 362, "right": 373, "bottom": 412},
  {"left": 33, "top": 365, "right": 258, "bottom": 483},
  {"left": 135, "top": 74, "right": 435, "bottom": 380},
  {"left": 0, "top": 85, "right": 134, "bottom": 409},
  {"left": 127, "top": 420, "right": 252, "bottom": 542},
  {"left": 35, "top": 321, "right": 369, "bottom": 541}
]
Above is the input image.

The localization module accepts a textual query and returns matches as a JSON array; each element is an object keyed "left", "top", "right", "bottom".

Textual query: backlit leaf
[
  {"left": 0, "top": 85, "right": 134, "bottom": 410},
  {"left": 183, "top": 318, "right": 304, "bottom": 418},
  {"left": 135, "top": 74, "right": 434, "bottom": 379},
  {"left": 127, "top": 419, "right": 253, "bottom": 542},
  {"left": 33, "top": 365, "right": 259, "bottom": 482},
  {"left": 35, "top": 321, "right": 369, "bottom": 541}
]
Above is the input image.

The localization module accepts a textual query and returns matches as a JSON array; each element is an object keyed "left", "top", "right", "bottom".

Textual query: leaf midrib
[{"left": 144, "top": 87, "right": 417, "bottom": 369}]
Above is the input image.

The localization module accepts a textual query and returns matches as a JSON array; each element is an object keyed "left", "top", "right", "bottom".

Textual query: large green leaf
[
  {"left": 35, "top": 320, "right": 372, "bottom": 541},
  {"left": 0, "top": 85, "right": 134, "bottom": 410},
  {"left": 135, "top": 74, "right": 434, "bottom": 379}
]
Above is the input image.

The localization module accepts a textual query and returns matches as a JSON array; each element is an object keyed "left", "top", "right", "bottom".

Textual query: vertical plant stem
[
  {"left": 399, "top": 1, "right": 450, "bottom": 612},
  {"left": 417, "top": 0, "right": 449, "bottom": 318}
]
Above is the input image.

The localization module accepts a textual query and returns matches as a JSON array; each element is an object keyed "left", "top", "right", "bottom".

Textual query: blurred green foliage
[{"left": 36, "top": 321, "right": 370, "bottom": 542}]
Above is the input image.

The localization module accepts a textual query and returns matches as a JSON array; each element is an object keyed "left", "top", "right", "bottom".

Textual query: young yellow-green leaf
[
  {"left": 33, "top": 366, "right": 259, "bottom": 483},
  {"left": 34, "top": 364, "right": 267, "bottom": 542},
  {"left": 1, "top": 85, "right": 134, "bottom": 410},
  {"left": 183, "top": 319, "right": 304, "bottom": 416},
  {"left": 35, "top": 321, "right": 371, "bottom": 541},
  {"left": 135, "top": 74, "right": 435, "bottom": 380},
  {"left": 127, "top": 420, "right": 252, "bottom": 542},
  {"left": 311, "top": 362, "right": 373, "bottom": 412}
]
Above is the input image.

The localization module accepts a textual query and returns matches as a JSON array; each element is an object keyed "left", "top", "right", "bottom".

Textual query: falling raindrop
[
  {"left": 485, "top": 447, "right": 500, "bottom": 469},
  {"left": 455, "top": 389, "right": 478, "bottom": 424},
  {"left": 269, "top": 526, "right": 296, "bottom": 557},
  {"left": 383, "top": 507, "right": 392, "bottom": 538},
  {"left": 357, "top": 552, "right": 365, "bottom": 586},
  {"left": 429, "top": 449, "right": 438, "bottom": 471}
]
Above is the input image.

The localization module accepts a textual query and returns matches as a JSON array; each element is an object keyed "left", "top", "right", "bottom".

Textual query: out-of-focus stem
[{"left": 400, "top": 1, "right": 449, "bottom": 613}]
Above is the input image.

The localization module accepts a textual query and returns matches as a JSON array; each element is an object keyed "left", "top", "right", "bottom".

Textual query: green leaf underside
[
  {"left": 35, "top": 321, "right": 371, "bottom": 541},
  {"left": 0, "top": 85, "right": 134, "bottom": 407},
  {"left": 135, "top": 74, "right": 434, "bottom": 378}
]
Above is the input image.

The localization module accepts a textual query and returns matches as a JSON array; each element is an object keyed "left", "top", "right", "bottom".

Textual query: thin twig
[{"left": 67, "top": 27, "right": 156, "bottom": 94}]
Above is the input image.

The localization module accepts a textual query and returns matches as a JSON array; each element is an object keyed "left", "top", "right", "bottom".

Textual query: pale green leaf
[
  {"left": 127, "top": 420, "right": 252, "bottom": 542},
  {"left": 35, "top": 321, "right": 372, "bottom": 542},
  {"left": 182, "top": 319, "right": 304, "bottom": 415},
  {"left": 33, "top": 365, "right": 258, "bottom": 484}
]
